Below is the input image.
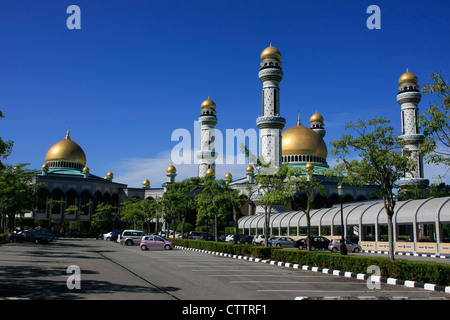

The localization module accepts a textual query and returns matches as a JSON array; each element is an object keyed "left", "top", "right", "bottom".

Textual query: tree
[
  {"left": 331, "top": 118, "right": 414, "bottom": 260},
  {"left": 0, "top": 164, "right": 40, "bottom": 232},
  {"left": 419, "top": 72, "right": 449, "bottom": 178},
  {"left": 196, "top": 175, "right": 233, "bottom": 241},
  {"left": 254, "top": 164, "right": 291, "bottom": 247},
  {"left": 286, "top": 165, "right": 327, "bottom": 251},
  {"left": 119, "top": 198, "right": 146, "bottom": 230},
  {"left": 0, "top": 111, "right": 13, "bottom": 172},
  {"left": 162, "top": 177, "right": 201, "bottom": 238}
]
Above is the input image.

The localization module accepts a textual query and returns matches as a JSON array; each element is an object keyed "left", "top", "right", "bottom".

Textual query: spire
[
  {"left": 297, "top": 110, "right": 301, "bottom": 126},
  {"left": 65, "top": 127, "right": 71, "bottom": 140}
]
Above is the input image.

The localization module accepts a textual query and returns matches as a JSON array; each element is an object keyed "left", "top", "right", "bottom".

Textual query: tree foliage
[
  {"left": 331, "top": 117, "right": 414, "bottom": 259},
  {"left": 419, "top": 72, "right": 449, "bottom": 178}
]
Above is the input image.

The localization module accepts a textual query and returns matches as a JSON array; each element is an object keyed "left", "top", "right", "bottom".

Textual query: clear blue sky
[{"left": 1, "top": 0, "right": 449, "bottom": 187}]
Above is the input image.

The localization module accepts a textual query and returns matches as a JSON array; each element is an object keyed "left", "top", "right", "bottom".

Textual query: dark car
[
  {"left": 9, "top": 230, "right": 52, "bottom": 244},
  {"left": 238, "top": 235, "right": 253, "bottom": 244},
  {"left": 295, "top": 236, "right": 330, "bottom": 250}
]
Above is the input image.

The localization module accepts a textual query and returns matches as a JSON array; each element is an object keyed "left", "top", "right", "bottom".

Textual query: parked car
[
  {"left": 238, "top": 235, "right": 254, "bottom": 244},
  {"left": 8, "top": 230, "right": 52, "bottom": 244},
  {"left": 269, "top": 237, "right": 296, "bottom": 247},
  {"left": 253, "top": 234, "right": 275, "bottom": 245},
  {"left": 118, "top": 230, "right": 146, "bottom": 246},
  {"left": 187, "top": 231, "right": 215, "bottom": 241},
  {"left": 103, "top": 229, "right": 123, "bottom": 241},
  {"left": 328, "top": 239, "right": 362, "bottom": 253},
  {"left": 295, "top": 236, "right": 330, "bottom": 250},
  {"left": 226, "top": 234, "right": 248, "bottom": 243},
  {"left": 140, "top": 235, "right": 174, "bottom": 251}
]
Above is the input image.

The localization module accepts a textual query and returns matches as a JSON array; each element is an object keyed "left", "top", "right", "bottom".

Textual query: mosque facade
[{"left": 31, "top": 45, "right": 428, "bottom": 230}]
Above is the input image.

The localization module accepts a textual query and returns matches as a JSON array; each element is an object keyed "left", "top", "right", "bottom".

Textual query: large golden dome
[
  {"left": 398, "top": 70, "right": 418, "bottom": 84},
  {"left": 45, "top": 130, "right": 87, "bottom": 165},
  {"left": 282, "top": 123, "right": 327, "bottom": 158},
  {"left": 260, "top": 45, "right": 281, "bottom": 61}
]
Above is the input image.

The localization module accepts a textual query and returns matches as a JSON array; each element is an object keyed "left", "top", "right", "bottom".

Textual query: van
[{"left": 118, "top": 230, "right": 146, "bottom": 246}]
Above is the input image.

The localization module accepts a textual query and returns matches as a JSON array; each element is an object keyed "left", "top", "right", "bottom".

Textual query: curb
[
  {"left": 363, "top": 250, "right": 450, "bottom": 259},
  {"left": 176, "top": 246, "right": 450, "bottom": 295}
]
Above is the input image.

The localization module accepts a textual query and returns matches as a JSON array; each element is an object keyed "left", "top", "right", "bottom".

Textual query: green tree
[
  {"left": 286, "top": 164, "right": 327, "bottom": 251},
  {"left": 196, "top": 175, "right": 233, "bottom": 241},
  {"left": 0, "top": 164, "right": 40, "bottom": 232},
  {"left": 419, "top": 72, "right": 449, "bottom": 179},
  {"left": 331, "top": 118, "right": 414, "bottom": 260},
  {"left": 0, "top": 111, "right": 13, "bottom": 171},
  {"left": 162, "top": 177, "right": 201, "bottom": 238},
  {"left": 254, "top": 164, "right": 291, "bottom": 247}
]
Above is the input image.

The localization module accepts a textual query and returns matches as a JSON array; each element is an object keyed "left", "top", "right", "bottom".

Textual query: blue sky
[{"left": 0, "top": 0, "right": 449, "bottom": 187}]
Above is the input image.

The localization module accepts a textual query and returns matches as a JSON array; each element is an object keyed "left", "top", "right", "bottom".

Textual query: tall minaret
[
  {"left": 256, "top": 45, "right": 286, "bottom": 171},
  {"left": 197, "top": 97, "right": 218, "bottom": 178},
  {"left": 397, "top": 70, "right": 429, "bottom": 188}
]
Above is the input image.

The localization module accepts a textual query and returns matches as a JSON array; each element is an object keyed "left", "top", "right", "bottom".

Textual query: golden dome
[
  {"left": 224, "top": 172, "right": 232, "bottom": 180},
  {"left": 246, "top": 165, "right": 254, "bottom": 173},
  {"left": 143, "top": 179, "right": 150, "bottom": 187},
  {"left": 42, "top": 163, "right": 49, "bottom": 170},
  {"left": 82, "top": 166, "right": 90, "bottom": 173},
  {"left": 205, "top": 168, "right": 215, "bottom": 176},
  {"left": 167, "top": 164, "right": 177, "bottom": 174},
  {"left": 282, "top": 123, "right": 328, "bottom": 158},
  {"left": 398, "top": 70, "right": 418, "bottom": 84},
  {"left": 45, "top": 130, "right": 87, "bottom": 165},
  {"left": 310, "top": 112, "right": 324, "bottom": 123},
  {"left": 107, "top": 171, "right": 113, "bottom": 177},
  {"left": 201, "top": 97, "right": 216, "bottom": 110},
  {"left": 260, "top": 45, "right": 281, "bottom": 61}
]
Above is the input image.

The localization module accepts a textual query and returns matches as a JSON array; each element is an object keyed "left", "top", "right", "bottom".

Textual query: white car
[{"left": 117, "top": 230, "right": 146, "bottom": 246}]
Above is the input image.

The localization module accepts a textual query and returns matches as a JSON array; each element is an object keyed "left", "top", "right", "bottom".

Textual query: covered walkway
[{"left": 238, "top": 197, "right": 450, "bottom": 256}]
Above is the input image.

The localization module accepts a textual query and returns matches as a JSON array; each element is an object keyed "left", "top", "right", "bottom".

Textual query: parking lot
[{"left": 0, "top": 238, "right": 448, "bottom": 301}]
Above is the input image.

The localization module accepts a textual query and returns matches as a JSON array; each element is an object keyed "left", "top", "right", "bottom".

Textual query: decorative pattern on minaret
[
  {"left": 397, "top": 70, "right": 429, "bottom": 188},
  {"left": 197, "top": 97, "right": 218, "bottom": 178},
  {"left": 256, "top": 45, "right": 286, "bottom": 170}
]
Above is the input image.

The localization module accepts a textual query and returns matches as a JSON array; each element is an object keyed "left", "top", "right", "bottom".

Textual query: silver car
[{"left": 269, "top": 237, "right": 296, "bottom": 248}]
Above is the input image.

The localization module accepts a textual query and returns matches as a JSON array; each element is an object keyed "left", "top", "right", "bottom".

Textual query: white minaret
[
  {"left": 256, "top": 45, "right": 286, "bottom": 172},
  {"left": 397, "top": 70, "right": 429, "bottom": 188},
  {"left": 197, "top": 97, "right": 218, "bottom": 178}
]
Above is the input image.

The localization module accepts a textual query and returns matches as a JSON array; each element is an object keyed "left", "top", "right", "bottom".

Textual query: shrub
[{"left": 173, "top": 239, "right": 450, "bottom": 286}]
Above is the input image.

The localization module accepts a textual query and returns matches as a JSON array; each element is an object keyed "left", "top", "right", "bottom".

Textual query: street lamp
[{"left": 337, "top": 184, "right": 347, "bottom": 255}]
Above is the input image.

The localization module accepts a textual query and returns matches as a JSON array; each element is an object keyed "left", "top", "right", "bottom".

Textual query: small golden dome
[
  {"left": 398, "top": 70, "right": 418, "bottom": 84},
  {"left": 305, "top": 161, "right": 314, "bottom": 171},
  {"left": 282, "top": 123, "right": 328, "bottom": 158},
  {"left": 167, "top": 164, "right": 177, "bottom": 174},
  {"left": 201, "top": 97, "right": 216, "bottom": 110},
  {"left": 45, "top": 130, "right": 87, "bottom": 165},
  {"left": 107, "top": 171, "right": 113, "bottom": 178},
  {"left": 310, "top": 112, "right": 324, "bottom": 123},
  {"left": 225, "top": 172, "right": 232, "bottom": 180},
  {"left": 260, "top": 45, "right": 281, "bottom": 61},
  {"left": 82, "top": 166, "right": 90, "bottom": 173},
  {"left": 246, "top": 165, "right": 254, "bottom": 173},
  {"left": 143, "top": 179, "right": 150, "bottom": 187},
  {"left": 205, "top": 168, "right": 215, "bottom": 176},
  {"left": 42, "top": 163, "right": 49, "bottom": 170}
]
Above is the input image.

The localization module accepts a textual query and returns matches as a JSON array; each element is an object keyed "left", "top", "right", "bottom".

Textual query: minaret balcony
[
  {"left": 397, "top": 91, "right": 422, "bottom": 105},
  {"left": 398, "top": 133, "right": 425, "bottom": 142},
  {"left": 256, "top": 115, "right": 286, "bottom": 129}
]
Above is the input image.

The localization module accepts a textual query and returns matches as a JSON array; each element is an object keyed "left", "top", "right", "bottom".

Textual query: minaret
[
  {"left": 310, "top": 111, "right": 326, "bottom": 138},
  {"left": 197, "top": 97, "right": 218, "bottom": 178},
  {"left": 256, "top": 45, "right": 286, "bottom": 171},
  {"left": 166, "top": 164, "right": 177, "bottom": 183},
  {"left": 397, "top": 70, "right": 429, "bottom": 188}
]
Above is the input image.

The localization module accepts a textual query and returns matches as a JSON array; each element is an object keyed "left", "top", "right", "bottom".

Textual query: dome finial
[
  {"left": 297, "top": 110, "right": 301, "bottom": 126},
  {"left": 66, "top": 127, "right": 70, "bottom": 140}
]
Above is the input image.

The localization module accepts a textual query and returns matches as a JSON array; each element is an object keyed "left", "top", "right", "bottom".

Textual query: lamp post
[{"left": 337, "top": 184, "right": 347, "bottom": 255}]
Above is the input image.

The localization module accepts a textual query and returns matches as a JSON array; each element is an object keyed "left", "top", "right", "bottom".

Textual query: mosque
[{"left": 29, "top": 46, "right": 449, "bottom": 255}]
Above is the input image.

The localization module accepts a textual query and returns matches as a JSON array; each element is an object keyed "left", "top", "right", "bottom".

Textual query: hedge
[{"left": 172, "top": 239, "right": 450, "bottom": 286}]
